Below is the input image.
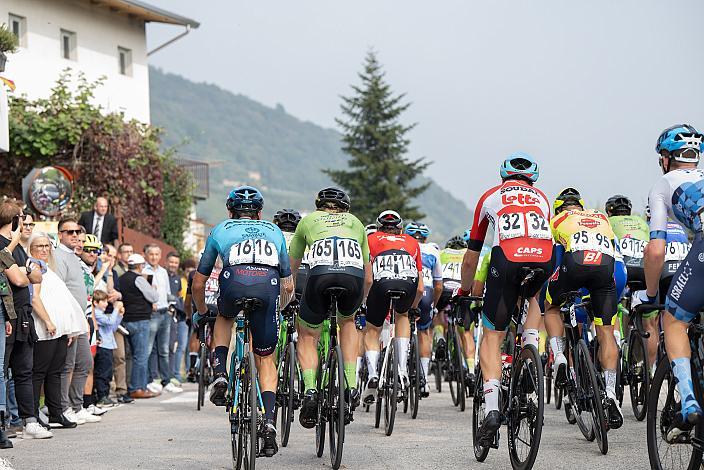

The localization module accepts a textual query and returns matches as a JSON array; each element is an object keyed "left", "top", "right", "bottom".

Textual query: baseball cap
[{"left": 127, "top": 254, "right": 146, "bottom": 266}]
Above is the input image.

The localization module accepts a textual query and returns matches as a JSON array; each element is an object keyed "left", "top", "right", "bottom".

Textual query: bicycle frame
[
  {"left": 377, "top": 296, "right": 398, "bottom": 392},
  {"left": 227, "top": 310, "right": 265, "bottom": 417}
]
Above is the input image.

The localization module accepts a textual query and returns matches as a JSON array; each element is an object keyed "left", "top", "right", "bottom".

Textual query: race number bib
[
  {"left": 373, "top": 254, "right": 417, "bottom": 281},
  {"left": 571, "top": 231, "right": 614, "bottom": 256},
  {"left": 498, "top": 212, "right": 551, "bottom": 241},
  {"left": 665, "top": 242, "right": 690, "bottom": 262},
  {"left": 307, "top": 238, "right": 363, "bottom": 270},
  {"left": 618, "top": 238, "right": 646, "bottom": 259},
  {"left": 422, "top": 267, "right": 433, "bottom": 286},
  {"left": 228, "top": 239, "right": 279, "bottom": 267},
  {"left": 442, "top": 262, "right": 462, "bottom": 281}
]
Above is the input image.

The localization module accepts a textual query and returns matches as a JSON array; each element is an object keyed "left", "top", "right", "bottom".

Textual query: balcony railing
[{"left": 175, "top": 157, "right": 209, "bottom": 200}]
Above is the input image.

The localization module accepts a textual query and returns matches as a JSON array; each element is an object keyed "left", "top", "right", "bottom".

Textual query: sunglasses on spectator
[
  {"left": 32, "top": 244, "right": 51, "bottom": 249},
  {"left": 60, "top": 229, "right": 81, "bottom": 235},
  {"left": 24, "top": 223, "right": 35, "bottom": 228},
  {"left": 83, "top": 248, "right": 102, "bottom": 255}
]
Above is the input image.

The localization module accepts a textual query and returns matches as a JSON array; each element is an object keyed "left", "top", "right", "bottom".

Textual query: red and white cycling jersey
[{"left": 468, "top": 180, "right": 553, "bottom": 263}]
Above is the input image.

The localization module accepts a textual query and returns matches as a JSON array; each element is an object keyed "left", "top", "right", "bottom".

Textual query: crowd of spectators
[{"left": 0, "top": 197, "right": 192, "bottom": 446}]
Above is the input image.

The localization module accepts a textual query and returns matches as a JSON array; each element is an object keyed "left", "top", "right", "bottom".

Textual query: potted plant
[{"left": 0, "top": 24, "right": 19, "bottom": 72}]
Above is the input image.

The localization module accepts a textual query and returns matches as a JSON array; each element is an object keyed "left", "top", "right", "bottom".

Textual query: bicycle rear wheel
[
  {"left": 409, "top": 334, "right": 421, "bottom": 419},
  {"left": 197, "top": 343, "right": 207, "bottom": 411},
  {"left": 328, "top": 345, "right": 345, "bottom": 470},
  {"left": 577, "top": 339, "right": 608, "bottom": 455},
  {"left": 315, "top": 355, "right": 326, "bottom": 458},
  {"left": 508, "top": 344, "right": 544, "bottom": 470},
  {"left": 384, "top": 339, "right": 399, "bottom": 436},
  {"left": 279, "top": 342, "right": 296, "bottom": 447},
  {"left": 545, "top": 354, "right": 553, "bottom": 405},
  {"left": 647, "top": 356, "right": 703, "bottom": 470},
  {"left": 239, "top": 352, "right": 258, "bottom": 470},
  {"left": 472, "top": 366, "right": 490, "bottom": 462},
  {"left": 452, "top": 331, "right": 466, "bottom": 411},
  {"left": 628, "top": 329, "right": 649, "bottom": 421},
  {"left": 448, "top": 331, "right": 460, "bottom": 407}
]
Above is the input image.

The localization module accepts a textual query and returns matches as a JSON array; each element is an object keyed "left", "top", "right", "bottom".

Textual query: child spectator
[{"left": 93, "top": 290, "right": 123, "bottom": 407}]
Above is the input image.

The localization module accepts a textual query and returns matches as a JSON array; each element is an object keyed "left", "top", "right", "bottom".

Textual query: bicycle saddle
[
  {"left": 235, "top": 297, "right": 264, "bottom": 311},
  {"left": 518, "top": 267, "right": 544, "bottom": 286},
  {"left": 387, "top": 289, "right": 407, "bottom": 300},
  {"left": 325, "top": 287, "right": 348, "bottom": 299}
]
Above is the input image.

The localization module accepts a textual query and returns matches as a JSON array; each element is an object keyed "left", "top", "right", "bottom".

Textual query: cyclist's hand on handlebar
[
  {"left": 635, "top": 290, "right": 658, "bottom": 305},
  {"left": 192, "top": 311, "right": 206, "bottom": 329}
]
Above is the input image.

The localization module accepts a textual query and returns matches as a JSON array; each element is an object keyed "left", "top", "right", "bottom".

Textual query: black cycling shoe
[
  {"left": 261, "top": 419, "right": 278, "bottom": 457},
  {"left": 604, "top": 397, "right": 623, "bottom": 430},
  {"left": 347, "top": 387, "right": 360, "bottom": 411},
  {"left": 363, "top": 377, "right": 379, "bottom": 404},
  {"left": 478, "top": 410, "right": 502, "bottom": 447},
  {"left": 299, "top": 390, "right": 318, "bottom": 429},
  {"left": 666, "top": 407, "right": 702, "bottom": 442},
  {"left": 209, "top": 373, "right": 228, "bottom": 407},
  {"left": 435, "top": 338, "right": 447, "bottom": 361},
  {"left": 555, "top": 362, "right": 568, "bottom": 387}
]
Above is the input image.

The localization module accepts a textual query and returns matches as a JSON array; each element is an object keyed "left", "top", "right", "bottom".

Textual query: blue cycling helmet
[
  {"left": 404, "top": 222, "right": 431, "bottom": 239},
  {"left": 500, "top": 152, "right": 539, "bottom": 182},
  {"left": 462, "top": 229, "right": 471, "bottom": 243},
  {"left": 655, "top": 124, "right": 703, "bottom": 162},
  {"left": 226, "top": 185, "right": 264, "bottom": 212}
]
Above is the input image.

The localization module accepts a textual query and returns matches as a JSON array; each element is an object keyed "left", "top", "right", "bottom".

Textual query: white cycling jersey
[{"left": 648, "top": 168, "right": 704, "bottom": 239}]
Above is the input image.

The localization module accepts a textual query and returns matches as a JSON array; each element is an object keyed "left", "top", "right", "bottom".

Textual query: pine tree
[{"left": 325, "top": 51, "right": 430, "bottom": 224}]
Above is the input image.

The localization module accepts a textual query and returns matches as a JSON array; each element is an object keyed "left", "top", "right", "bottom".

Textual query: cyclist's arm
[
  {"left": 363, "top": 261, "right": 373, "bottom": 300},
  {"left": 461, "top": 249, "right": 480, "bottom": 293},
  {"left": 644, "top": 185, "right": 668, "bottom": 298},
  {"left": 433, "top": 280, "right": 443, "bottom": 305}
]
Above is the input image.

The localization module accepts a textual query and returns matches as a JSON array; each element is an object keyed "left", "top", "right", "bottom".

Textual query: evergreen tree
[{"left": 325, "top": 51, "right": 430, "bottom": 224}]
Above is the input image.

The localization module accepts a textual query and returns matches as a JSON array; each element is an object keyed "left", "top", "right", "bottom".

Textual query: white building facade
[{"left": 0, "top": 0, "right": 198, "bottom": 123}]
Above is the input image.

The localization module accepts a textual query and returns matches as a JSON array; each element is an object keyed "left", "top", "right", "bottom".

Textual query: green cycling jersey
[
  {"left": 608, "top": 215, "right": 649, "bottom": 241},
  {"left": 474, "top": 251, "right": 492, "bottom": 283},
  {"left": 289, "top": 210, "right": 370, "bottom": 263}
]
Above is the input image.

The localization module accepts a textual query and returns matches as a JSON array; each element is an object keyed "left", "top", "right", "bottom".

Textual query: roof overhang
[{"left": 88, "top": 0, "right": 200, "bottom": 28}]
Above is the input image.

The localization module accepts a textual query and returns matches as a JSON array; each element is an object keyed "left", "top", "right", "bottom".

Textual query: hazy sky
[{"left": 146, "top": 1, "right": 704, "bottom": 211}]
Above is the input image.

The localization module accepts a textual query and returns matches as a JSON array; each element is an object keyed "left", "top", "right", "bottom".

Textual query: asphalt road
[{"left": 9, "top": 378, "right": 653, "bottom": 470}]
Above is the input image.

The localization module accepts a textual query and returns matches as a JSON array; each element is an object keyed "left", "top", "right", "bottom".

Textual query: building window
[
  {"left": 8, "top": 14, "right": 26, "bottom": 47},
  {"left": 60, "top": 29, "right": 76, "bottom": 60},
  {"left": 118, "top": 47, "right": 132, "bottom": 76}
]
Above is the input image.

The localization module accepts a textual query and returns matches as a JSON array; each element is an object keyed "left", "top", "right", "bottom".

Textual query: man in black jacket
[{"left": 78, "top": 197, "right": 118, "bottom": 247}]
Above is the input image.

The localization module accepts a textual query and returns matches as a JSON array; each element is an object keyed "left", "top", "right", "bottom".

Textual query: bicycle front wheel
[
  {"left": 197, "top": 343, "right": 207, "bottom": 411},
  {"left": 384, "top": 339, "right": 399, "bottom": 436},
  {"left": 508, "top": 344, "right": 544, "bottom": 470},
  {"left": 409, "top": 333, "right": 421, "bottom": 419},
  {"left": 279, "top": 341, "right": 296, "bottom": 446},
  {"left": 472, "top": 366, "right": 490, "bottom": 462},
  {"left": 628, "top": 329, "right": 649, "bottom": 421},
  {"left": 577, "top": 339, "right": 608, "bottom": 455},
  {"left": 328, "top": 345, "right": 346, "bottom": 470}
]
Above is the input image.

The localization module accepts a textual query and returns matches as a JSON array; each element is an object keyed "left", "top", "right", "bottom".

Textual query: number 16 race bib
[{"left": 229, "top": 239, "right": 279, "bottom": 267}]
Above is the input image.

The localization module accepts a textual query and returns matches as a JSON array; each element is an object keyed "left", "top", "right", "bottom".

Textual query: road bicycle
[
  {"left": 275, "top": 300, "right": 303, "bottom": 447},
  {"left": 402, "top": 307, "right": 422, "bottom": 419},
  {"left": 196, "top": 314, "right": 216, "bottom": 411},
  {"left": 447, "top": 297, "right": 469, "bottom": 411}
]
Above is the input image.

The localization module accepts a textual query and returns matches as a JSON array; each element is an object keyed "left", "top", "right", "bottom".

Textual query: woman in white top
[{"left": 29, "top": 232, "right": 87, "bottom": 426}]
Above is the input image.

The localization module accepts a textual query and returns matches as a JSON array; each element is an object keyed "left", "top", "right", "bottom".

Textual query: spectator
[
  {"left": 54, "top": 217, "right": 97, "bottom": 426},
  {"left": 165, "top": 252, "right": 187, "bottom": 384},
  {"left": 19, "top": 214, "right": 34, "bottom": 252},
  {"left": 113, "top": 243, "right": 133, "bottom": 278},
  {"left": 28, "top": 232, "right": 84, "bottom": 430},
  {"left": 0, "top": 221, "right": 19, "bottom": 447},
  {"left": 143, "top": 245, "right": 181, "bottom": 394},
  {"left": 0, "top": 200, "right": 50, "bottom": 439},
  {"left": 92, "top": 290, "right": 122, "bottom": 407},
  {"left": 120, "top": 254, "right": 158, "bottom": 399},
  {"left": 78, "top": 197, "right": 119, "bottom": 247},
  {"left": 181, "top": 258, "right": 200, "bottom": 382},
  {"left": 102, "top": 244, "right": 121, "bottom": 294}
]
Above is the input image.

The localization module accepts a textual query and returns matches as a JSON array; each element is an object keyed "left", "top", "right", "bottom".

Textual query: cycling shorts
[
  {"left": 437, "top": 284, "right": 457, "bottom": 312},
  {"left": 482, "top": 246, "right": 554, "bottom": 331},
  {"left": 546, "top": 251, "right": 617, "bottom": 326},
  {"left": 295, "top": 264, "right": 310, "bottom": 298},
  {"left": 666, "top": 236, "right": 704, "bottom": 323},
  {"left": 298, "top": 266, "right": 364, "bottom": 328},
  {"left": 417, "top": 286, "right": 434, "bottom": 330},
  {"left": 365, "top": 277, "right": 419, "bottom": 328},
  {"left": 623, "top": 255, "right": 645, "bottom": 290},
  {"left": 217, "top": 265, "right": 280, "bottom": 357}
]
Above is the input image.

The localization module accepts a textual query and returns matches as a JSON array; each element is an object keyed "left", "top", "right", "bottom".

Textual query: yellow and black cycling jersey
[{"left": 551, "top": 209, "right": 616, "bottom": 257}]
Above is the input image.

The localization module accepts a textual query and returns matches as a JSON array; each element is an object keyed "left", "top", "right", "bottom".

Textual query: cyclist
[
  {"left": 544, "top": 187, "right": 623, "bottom": 429},
  {"left": 606, "top": 195, "right": 649, "bottom": 285},
  {"left": 191, "top": 186, "right": 293, "bottom": 457},
  {"left": 365, "top": 224, "right": 377, "bottom": 236},
  {"left": 641, "top": 124, "right": 704, "bottom": 439},
  {"left": 460, "top": 153, "right": 554, "bottom": 444},
  {"left": 273, "top": 209, "right": 308, "bottom": 297},
  {"left": 362, "top": 210, "right": 424, "bottom": 403},
  {"left": 289, "top": 187, "right": 372, "bottom": 428},
  {"left": 405, "top": 221, "right": 442, "bottom": 396}
]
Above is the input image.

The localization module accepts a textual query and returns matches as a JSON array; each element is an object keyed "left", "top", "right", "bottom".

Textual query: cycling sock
[
  {"left": 671, "top": 357, "right": 699, "bottom": 417},
  {"left": 212, "top": 346, "right": 229, "bottom": 376},
  {"left": 261, "top": 391, "right": 276, "bottom": 421},
  {"left": 549, "top": 336, "right": 564, "bottom": 355},
  {"left": 466, "top": 357, "right": 475, "bottom": 371},
  {"left": 302, "top": 369, "right": 317, "bottom": 392},
  {"left": 421, "top": 357, "right": 430, "bottom": 380},
  {"left": 189, "top": 352, "right": 198, "bottom": 369},
  {"left": 433, "top": 325, "right": 444, "bottom": 342},
  {"left": 603, "top": 369, "right": 617, "bottom": 397},
  {"left": 521, "top": 329, "right": 540, "bottom": 350},
  {"left": 397, "top": 337, "right": 410, "bottom": 375},
  {"left": 365, "top": 350, "right": 379, "bottom": 379},
  {"left": 344, "top": 363, "right": 356, "bottom": 390},
  {"left": 484, "top": 379, "right": 501, "bottom": 412}
]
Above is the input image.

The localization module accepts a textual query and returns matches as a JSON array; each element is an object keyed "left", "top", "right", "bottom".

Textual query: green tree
[{"left": 325, "top": 51, "right": 430, "bottom": 224}]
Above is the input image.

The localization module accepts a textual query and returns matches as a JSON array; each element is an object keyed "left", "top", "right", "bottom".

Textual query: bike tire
[
  {"left": 508, "top": 344, "right": 544, "bottom": 470},
  {"left": 280, "top": 342, "right": 296, "bottom": 447},
  {"left": 315, "top": 356, "right": 326, "bottom": 458},
  {"left": 197, "top": 343, "right": 207, "bottom": 411},
  {"left": 577, "top": 339, "right": 608, "bottom": 455},
  {"left": 545, "top": 358, "right": 552, "bottom": 405},
  {"left": 628, "top": 329, "right": 649, "bottom": 421},
  {"left": 555, "top": 381, "right": 562, "bottom": 410},
  {"left": 328, "top": 345, "right": 345, "bottom": 470},
  {"left": 616, "top": 346, "right": 624, "bottom": 408},
  {"left": 570, "top": 344, "right": 594, "bottom": 438},
  {"left": 454, "top": 331, "right": 466, "bottom": 411},
  {"left": 472, "top": 366, "right": 490, "bottom": 462},
  {"left": 230, "top": 391, "right": 240, "bottom": 469},
  {"left": 647, "top": 356, "right": 703, "bottom": 470},
  {"left": 384, "top": 339, "right": 399, "bottom": 436},
  {"left": 410, "top": 334, "right": 421, "bottom": 419},
  {"left": 448, "top": 331, "right": 459, "bottom": 407}
]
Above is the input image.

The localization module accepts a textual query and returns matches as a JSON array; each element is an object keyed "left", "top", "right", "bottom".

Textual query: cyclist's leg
[
  {"left": 433, "top": 289, "right": 451, "bottom": 357},
  {"left": 335, "top": 274, "right": 365, "bottom": 392},
  {"left": 544, "top": 257, "right": 571, "bottom": 379},
  {"left": 461, "top": 311, "right": 475, "bottom": 372},
  {"left": 417, "top": 286, "right": 434, "bottom": 380},
  {"left": 363, "top": 281, "right": 387, "bottom": 387}
]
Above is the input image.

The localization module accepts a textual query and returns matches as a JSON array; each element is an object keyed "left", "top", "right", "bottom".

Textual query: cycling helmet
[
  {"left": 376, "top": 210, "right": 403, "bottom": 229},
  {"left": 404, "top": 222, "right": 431, "bottom": 240},
  {"left": 315, "top": 187, "right": 350, "bottom": 210},
  {"left": 604, "top": 195, "right": 632, "bottom": 217},
  {"left": 553, "top": 187, "right": 585, "bottom": 214},
  {"left": 462, "top": 229, "right": 471, "bottom": 243},
  {"left": 365, "top": 224, "right": 377, "bottom": 236},
  {"left": 446, "top": 235, "right": 467, "bottom": 250},
  {"left": 83, "top": 234, "right": 102, "bottom": 252},
  {"left": 273, "top": 209, "right": 301, "bottom": 231},
  {"left": 655, "top": 124, "right": 703, "bottom": 162},
  {"left": 499, "top": 152, "right": 539, "bottom": 183},
  {"left": 226, "top": 185, "right": 264, "bottom": 212}
]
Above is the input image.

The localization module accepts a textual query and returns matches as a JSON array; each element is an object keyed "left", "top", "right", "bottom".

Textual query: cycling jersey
[
  {"left": 469, "top": 180, "right": 553, "bottom": 263},
  {"left": 198, "top": 219, "right": 291, "bottom": 278},
  {"left": 551, "top": 209, "right": 616, "bottom": 262},
  {"left": 439, "top": 247, "right": 465, "bottom": 288},
  {"left": 282, "top": 230, "right": 309, "bottom": 297},
  {"left": 609, "top": 215, "right": 649, "bottom": 259}
]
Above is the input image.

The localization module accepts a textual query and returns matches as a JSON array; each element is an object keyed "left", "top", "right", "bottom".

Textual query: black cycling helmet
[
  {"left": 273, "top": 209, "right": 301, "bottom": 231},
  {"left": 315, "top": 187, "right": 350, "bottom": 211},
  {"left": 226, "top": 185, "right": 264, "bottom": 212},
  {"left": 553, "top": 187, "right": 585, "bottom": 215},
  {"left": 445, "top": 235, "right": 467, "bottom": 249},
  {"left": 604, "top": 195, "right": 632, "bottom": 217},
  {"left": 376, "top": 210, "right": 403, "bottom": 229}
]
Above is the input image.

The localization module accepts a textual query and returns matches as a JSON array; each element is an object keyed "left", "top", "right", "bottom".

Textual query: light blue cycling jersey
[
  {"left": 419, "top": 242, "right": 442, "bottom": 288},
  {"left": 649, "top": 168, "right": 704, "bottom": 239},
  {"left": 197, "top": 219, "right": 292, "bottom": 278}
]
